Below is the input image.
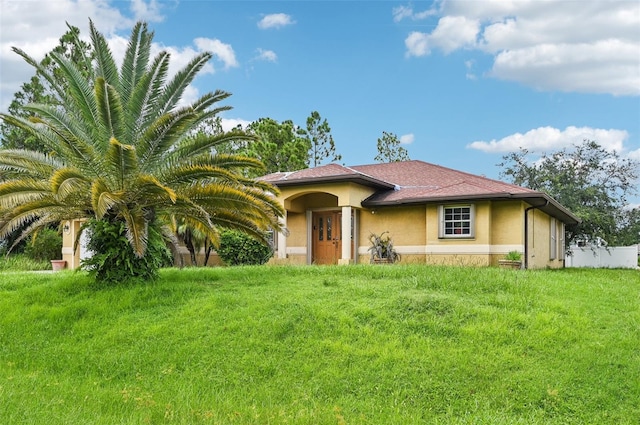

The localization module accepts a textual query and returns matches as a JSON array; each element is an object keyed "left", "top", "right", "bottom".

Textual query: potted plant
[
  {"left": 498, "top": 250, "right": 522, "bottom": 269},
  {"left": 368, "top": 232, "right": 400, "bottom": 264}
]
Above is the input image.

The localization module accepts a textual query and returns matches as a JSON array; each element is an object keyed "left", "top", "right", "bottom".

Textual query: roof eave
[
  {"left": 268, "top": 174, "right": 396, "bottom": 190},
  {"left": 362, "top": 192, "right": 581, "bottom": 224}
]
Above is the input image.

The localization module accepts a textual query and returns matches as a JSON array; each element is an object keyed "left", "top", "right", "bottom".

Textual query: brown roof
[{"left": 261, "top": 160, "right": 579, "bottom": 224}]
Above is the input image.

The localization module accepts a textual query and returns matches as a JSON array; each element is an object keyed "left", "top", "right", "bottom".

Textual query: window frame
[
  {"left": 550, "top": 218, "right": 557, "bottom": 260},
  {"left": 438, "top": 204, "right": 475, "bottom": 239}
]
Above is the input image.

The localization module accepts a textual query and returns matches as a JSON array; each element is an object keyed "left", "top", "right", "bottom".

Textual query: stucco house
[{"left": 260, "top": 160, "right": 580, "bottom": 269}]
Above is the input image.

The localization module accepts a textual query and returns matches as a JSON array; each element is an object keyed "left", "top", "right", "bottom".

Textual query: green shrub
[
  {"left": 24, "top": 228, "right": 62, "bottom": 261},
  {"left": 217, "top": 229, "right": 273, "bottom": 266},
  {"left": 81, "top": 218, "right": 172, "bottom": 284}
]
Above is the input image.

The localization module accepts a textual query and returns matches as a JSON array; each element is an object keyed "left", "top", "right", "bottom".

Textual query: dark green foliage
[
  {"left": 374, "top": 131, "right": 410, "bottom": 163},
  {"left": 243, "top": 117, "right": 311, "bottom": 176},
  {"left": 499, "top": 140, "right": 639, "bottom": 246},
  {"left": 81, "top": 218, "right": 172, "bottom": 284},
  {"left": 24, "top": 227, "right": 62, "bottom": 261},
  {"left": 217, "top": 228, "right": 273, "bottom": 266},
  {"left": 615, "top": 207, "right": 640, "bottom": 246},
  {"left": 304, "top": 110, "right": 341, "bottom": 166}
]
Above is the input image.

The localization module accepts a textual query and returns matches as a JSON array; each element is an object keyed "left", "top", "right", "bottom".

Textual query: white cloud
[
  {"left": 465, "top": 59, "right": 477, "bottom": 80},
  {"left": 194, "top": 38, "right": 238, "bottom": 70},
  {"left": 467, "top": 126, "right": 629, "bottom": 153},
  {"left": 401, "top": 0, "right": 640, "bottom": 96},
  {"left": 392, "top": 4, "right": 437, "bottom": 23},
  {"left": 405, "top": 32, "right": 431, "bottom": 57},
  {"left": 400, "top": 133, "right": 415, "bottom": 145},
  {"left": 0, "top": 0, "right": 133, "bottom": 111},
  {"left": 220, "top": 118, "right": 252, "bottom": 132},
  {"left": 406, "top": 16, "right": 479, "bottom": 56},
  {"left": 130, "top": 0, "right": 165, "bottom": 22},
  {"left": 628, "top": 148, "right": 640, "bottom": 161},
  {"left": 0, "top": 1, "right": 244, "bottom": 112},
  {"left": 255, "top": 48, "right": 278, "bottom": 62},
  {"left": 257, "top": 13, "right": 295, "bottom": 30}
]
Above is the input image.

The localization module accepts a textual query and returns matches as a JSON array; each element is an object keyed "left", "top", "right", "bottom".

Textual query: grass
[
  {"left": 0, "top": 265, "right": 638, "bottom": 424},
  {"left": 0, "top": 253, "right": 50, "bottom": 271}
]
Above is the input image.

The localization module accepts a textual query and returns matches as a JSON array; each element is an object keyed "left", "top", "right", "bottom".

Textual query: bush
[
  {"left": 24, "top": 228, "right": 62, "bottom": 261},
  {"left": 81, "top": 218, "right": 172, "bottom": 284},
  {"left": 217, "top": 229, "right": 273, "bottom": 266}
]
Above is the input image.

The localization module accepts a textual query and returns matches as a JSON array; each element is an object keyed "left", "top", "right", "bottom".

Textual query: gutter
[{"left": 524, "top": 200, "right": 549, "bottom": 269}]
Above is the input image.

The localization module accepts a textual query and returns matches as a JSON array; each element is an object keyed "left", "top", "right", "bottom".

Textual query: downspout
[{"left": 524, "top": 200, "right": 549, "bottom": 269}]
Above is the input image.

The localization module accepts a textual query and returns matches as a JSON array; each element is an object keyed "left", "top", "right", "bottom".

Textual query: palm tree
[{"left": 0, "top": 20, "right": 283, "bottom": 279}]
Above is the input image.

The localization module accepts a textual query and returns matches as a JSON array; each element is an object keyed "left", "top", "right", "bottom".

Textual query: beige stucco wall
[
  {"left": 60, "top": 187, "right": 566, "bottom": 270},
  {"left": 526, "top": 209, "right": 565, "bottom": 269},
  {"left": 273, "top": 181, "right": 569, "bottom": 269},
  {"left": 61, "top": 219, "right": 83, "bottom": 269}
]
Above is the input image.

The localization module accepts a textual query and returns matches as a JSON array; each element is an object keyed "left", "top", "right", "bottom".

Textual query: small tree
[
  {"left": 374, "top": 131, "right": 410, "bottom": 163},
  {"left": 0, "top": 20, "right": 283, "bottom": 284},
  {"left": 499, "top": 140, "right": 639, "bottom": 246},
  {"left": 304, "top": 111, "right": 341, "bottom": 166},
  {"left": 244, "top": 118, "right": 311, "bottom": 176}
]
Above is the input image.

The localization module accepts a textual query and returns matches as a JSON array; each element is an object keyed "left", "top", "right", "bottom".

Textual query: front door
[{"left": 312, "top": 211, "right": 342, "bottom": 265}]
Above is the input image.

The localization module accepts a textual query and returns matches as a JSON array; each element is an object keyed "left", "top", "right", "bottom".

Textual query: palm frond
[
  {"left": 136, "top": 108, "right": 199, "bottom": 172},
  {"left": 0, "top": 149, "right": 62, "bottom": 179},
  {"left": 157, "top": 52, "right": 213, "bottom": 115},
  {"left": 0, "top": 199, "right": 73, "bottom": 239},
  {"left": 119, "top": 21, "right": 152, "bottom": 108},
  {"left": 120, "top": 206, "right": 148, "bottom": 257},
  {"left": 170, "top": 128, "right": 255, "bottom": 160},
  {"left": 95, "top": 77, "right": 126, "bottom": 143},
  {"left": 89, "top": 19, "right": 119, "bottom": 88},
  {"left": 158, "top": 164, "right": 243, "bottom": 187},
  {"left": 128, "top": 174, "right": 177, "bottom": 205},
  {"left": 48, "top": 51, "right": 100, "bottom": 132},
  {"left": 0, "top": 179, "right": 50, "bottom": 209},
  {"left": 91, "top": 179, "right": 120, "bottom": 218},
  {"left": 65, "top": 21, "right": 95, "bottom": 82},
  {"left": 50, "top": 167, "right": 90, "bottom": 198},
  {"left": 126, "top": 51, "right": 170, "bottom": 140},
  {"left": 10, "top": 47, "right": 66, "bottom": 101},
  {"left": 105, "top": 137, "right": 138, "bottom": 190}
]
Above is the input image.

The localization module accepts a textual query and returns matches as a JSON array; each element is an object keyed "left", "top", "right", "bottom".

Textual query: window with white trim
[
  {"left": 439, "top": 205, "right": 475, "bottom": 238},
  {"left": 550, "top": 219, "right": 566, "bottom": 260},
  {"left": 558, "top": 222, "right": 565, "bottom": 260},
  {"left": 550, "top": 218, "right": 557, "bottom": 260}
]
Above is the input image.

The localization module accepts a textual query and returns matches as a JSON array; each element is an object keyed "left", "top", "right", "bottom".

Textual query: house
[{"left": 260, "top": 160, "right": 580, "bottom": 269}]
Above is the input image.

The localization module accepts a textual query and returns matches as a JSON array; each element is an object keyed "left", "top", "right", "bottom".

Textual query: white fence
[{"left": 567, "top": 245, "right": 639, "bottom": 269}]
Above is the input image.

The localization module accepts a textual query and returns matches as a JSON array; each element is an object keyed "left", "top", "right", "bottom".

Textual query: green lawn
[{"left": 0, "top": 265, "right": 638, "bottom": 424}]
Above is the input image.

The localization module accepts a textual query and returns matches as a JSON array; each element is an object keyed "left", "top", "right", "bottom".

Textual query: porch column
[
  {"left": 277, "top": 212, "right": 287, "bottom": 259},
  {"left": 339, "top": 206, "right": 352, "bottom": 265}
]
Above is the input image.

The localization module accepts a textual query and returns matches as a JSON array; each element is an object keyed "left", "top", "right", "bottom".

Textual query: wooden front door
[{"left": 312, "top": 211, "right": 342, "bottom": 265}]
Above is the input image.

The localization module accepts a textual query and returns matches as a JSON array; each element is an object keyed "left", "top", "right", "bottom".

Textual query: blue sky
[{"left": 1, "top": 0, "right": 639, "bottom": 196}]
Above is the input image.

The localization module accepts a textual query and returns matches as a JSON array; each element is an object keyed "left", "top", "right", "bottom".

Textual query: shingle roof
[
  {"left": 261, "top": 160, "right": 579, "bottom": 224},
  {"left": 350, "top": 161, "right": 535, "bottom": 203}
]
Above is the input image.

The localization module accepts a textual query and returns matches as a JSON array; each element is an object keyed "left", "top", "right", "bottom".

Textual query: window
[
  {"left": 550, "top": 218, "right": 557, "bottom": 260},
  {"left": 558, "top": 222, "right": 565, "bottom": 260},
  {"left": 439, "top": 205, "right": 475, "bottom": 238},
  {"left": 550, "top": 219, "right": 566, "bottom": 261}
]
